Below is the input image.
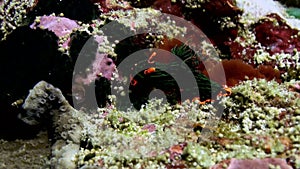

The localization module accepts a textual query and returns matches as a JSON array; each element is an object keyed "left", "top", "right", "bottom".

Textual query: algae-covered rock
[{"left": 19, "top": 81, "right": 88, "bottom": 168}]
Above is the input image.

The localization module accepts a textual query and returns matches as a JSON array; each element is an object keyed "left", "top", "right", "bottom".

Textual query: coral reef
[
  {"left": 15, "top": 79, "right": 300, "bottom": 168},
  {"left": 1, "top": 0, "right": 300, "bottom": 168}
]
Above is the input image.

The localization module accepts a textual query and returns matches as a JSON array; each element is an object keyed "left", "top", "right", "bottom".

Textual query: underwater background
[{"left": 0, "top": 0, "right": 300, "bottom": 168}]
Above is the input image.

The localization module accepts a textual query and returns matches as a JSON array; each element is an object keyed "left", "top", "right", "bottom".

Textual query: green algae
[{"left": 286, "top": 7, "right": 300, "bottom": 19}]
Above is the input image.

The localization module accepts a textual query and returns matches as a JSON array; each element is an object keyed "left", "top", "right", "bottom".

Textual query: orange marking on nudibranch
[
  {"left": 169, "top": 145, "right": 183, "bottom": 154},
  {"left": 224, "top": 86, "right": 232, "bottom": 96},
  {"left": 218, "top": 85, "right": 232, "bottom": 97},
  {"left": 144, "top": 67, "right": 156, "bottom": 75},
  {"left": 226, "top": 0, "right": 240, "bottom": 11},
  {"left": 226, "top": 1, "right": 235, "bottom": 8},
  {"left": 192, "top": 97, "right": 214, "bottom": 105},
  {"left": 199, "top": 99, "right": 214, "bottom": 105},
  {"left": 130, "top": 74, "right": 138, "bottom": 86},
  {"left": 130, "top": 22, "right": 135, "bottom": 32},
  {"left": 148, "top": 52, "right": 157, "bottom": 64},
  {"left": 192, "top": 97, "right": 200, "bottom": 102}
]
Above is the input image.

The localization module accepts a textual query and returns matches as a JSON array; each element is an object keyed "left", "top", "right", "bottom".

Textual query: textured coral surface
[{"left": 0, "top": 0, "right": 300, "bottom": 168}]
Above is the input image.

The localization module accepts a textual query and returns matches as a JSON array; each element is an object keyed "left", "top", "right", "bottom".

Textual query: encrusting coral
[
  {"left": 229, "top": 13, "right": 300, "bottom": 80},
  {"left": 0, "top": 0, "right": 37, "bottom": 39},
  {"left": 202, "top": 59, "right": 281, "bottom": 87},
  {"left": 30, "top": 15, "right": 80, "bottom": 51}
]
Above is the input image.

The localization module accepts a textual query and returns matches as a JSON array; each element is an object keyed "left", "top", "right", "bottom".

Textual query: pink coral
[
  {"left": 142, "top": 124, "right": 156, "bottom": 132},
  {"left": 30, "top": 15, "right": 79, "bottom": 37},
  {"left": 77, "top": 53, "right": 116, "bottom": 85},
  {"left": 30, "top": 15, "right": 79, "bottom": 49}
]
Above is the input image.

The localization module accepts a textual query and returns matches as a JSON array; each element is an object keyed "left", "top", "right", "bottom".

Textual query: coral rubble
[{"left": 0, "top": 131, "right": 50, "bottom": 168}]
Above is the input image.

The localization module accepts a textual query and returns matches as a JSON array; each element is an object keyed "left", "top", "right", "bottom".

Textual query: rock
[{"left": 18, "top": 80, "right": 91, "bottom": 168}]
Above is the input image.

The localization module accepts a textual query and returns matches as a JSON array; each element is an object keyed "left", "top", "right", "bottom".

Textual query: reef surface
[{"left": 0, "top": 0, "right": 300, "bottom": 168}]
